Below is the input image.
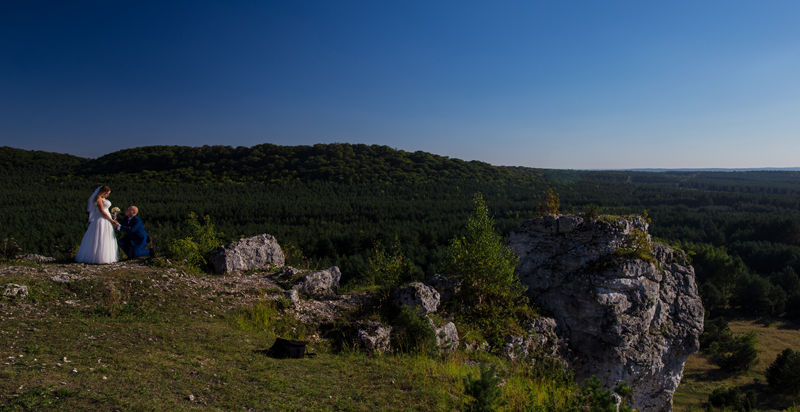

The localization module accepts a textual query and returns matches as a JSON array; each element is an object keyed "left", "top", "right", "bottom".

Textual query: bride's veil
[{"left": 87, "top": 186, "right": 102, "bottom": 213}]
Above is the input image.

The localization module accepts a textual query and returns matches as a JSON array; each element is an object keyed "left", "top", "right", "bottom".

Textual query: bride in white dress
[{"left": 75, "top": 186, "right": 120, "bottom": 264}]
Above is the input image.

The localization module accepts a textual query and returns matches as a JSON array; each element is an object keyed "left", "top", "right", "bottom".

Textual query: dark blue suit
[{"left": 118, "top": 216, "right": 150, "bottom": 258}]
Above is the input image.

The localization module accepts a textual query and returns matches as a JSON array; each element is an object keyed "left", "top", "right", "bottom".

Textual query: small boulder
[
  {"left": 2, "top": 284, "right": 28, "bottom": 299},
  {"left": 291, "top": 267, "right": 341, "bottom": 297},
  {"left": 432, "top": 321, "right": 459, "bottom": 353},
  {"left": 210, "top": 234, "right": 285, "bottom": 274},
  {"left": 283, "top": 290, "right": 301, "bottom": 306},
  {"left": 355, "top": 321, "right": 393, "bottom": 355},
  {"left": 391, "top": 282, "right": 440, "bottom": 314}
]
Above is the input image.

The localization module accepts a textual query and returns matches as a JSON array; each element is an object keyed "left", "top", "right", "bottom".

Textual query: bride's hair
[{"left": 95, "top": 186, "right": 111, "bottom": 203}]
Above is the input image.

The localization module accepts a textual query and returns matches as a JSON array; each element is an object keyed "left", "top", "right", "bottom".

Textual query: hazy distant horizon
[{"left": 5, "top": 143, "right": 799, "bottom": 173}]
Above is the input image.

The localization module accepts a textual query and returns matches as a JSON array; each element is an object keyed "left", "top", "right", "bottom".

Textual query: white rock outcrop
[
  {"left": 508, "top": 214, "right": 704, "bottom": 412},
  {"left": 210, "top": 234, "right": 285, "bottom": 274}
]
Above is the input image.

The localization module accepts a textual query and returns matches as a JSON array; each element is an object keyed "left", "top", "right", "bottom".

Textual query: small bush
[
  {"left": 168, "top": 212, "right": 224, "bottom": 270},
  {"left": 584, "top": 204, "right": 599, "bottom": 221},
  {"left": 463, "top": 363, "right": 506, "bottom": 412},
  {"left": 365, "top": 238, "right": 419, "bottom": 288},
  {"left": 281, "top": 241, "right": 315, "bottom": 270},
  {"left": 766, "top": 348, "right": 800, "bottom": 395},
  {"left": 700, "top": 317, "right": 732, "bottom": 349},
  {"left": 707, "top": 386, "right": 757, "bottom": 411},
  {"left": 709, "top": 330, "right": 760, "bottom": 373},
  {"left": 0, "top": 238, "right": 22, "bottom": 262},
  {"left": 391, "top": 305, "right": 436, "bottom": 355}
]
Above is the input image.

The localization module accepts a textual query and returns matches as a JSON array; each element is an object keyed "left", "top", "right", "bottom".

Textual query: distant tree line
[{"left": 3, "top": 144, "right": 800, "bottom": 322}]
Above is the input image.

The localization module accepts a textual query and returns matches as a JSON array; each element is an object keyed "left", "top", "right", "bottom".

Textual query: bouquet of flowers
[{"left": 110, "top": 207, "right": 121, "bottom": 220}]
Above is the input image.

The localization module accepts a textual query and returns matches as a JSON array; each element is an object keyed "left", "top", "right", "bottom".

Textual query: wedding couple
[{"left": 75, "top": 186, "right": 153, "bottom": 264}]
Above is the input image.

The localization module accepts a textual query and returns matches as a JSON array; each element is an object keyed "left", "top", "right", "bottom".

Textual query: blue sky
[{"left": 2, "top": 1, "right": 799, "bottom": 169}]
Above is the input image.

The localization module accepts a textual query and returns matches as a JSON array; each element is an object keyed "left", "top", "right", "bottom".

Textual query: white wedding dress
[{"left": 75, "top": 196, "right": 120, "bottom": 264}]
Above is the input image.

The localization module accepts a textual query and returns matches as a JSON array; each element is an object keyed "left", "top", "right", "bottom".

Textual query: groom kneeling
[{"left": 113, "top": 206, "right": 153, "bottom": 258}]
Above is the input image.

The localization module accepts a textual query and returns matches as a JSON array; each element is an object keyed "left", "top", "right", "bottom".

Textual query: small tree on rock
[
  {"left": 446, "top": 193, "right": 527, "bottom": 344},
  {"left": 538, "top": 187, "right": 560, "bottom": 216}
]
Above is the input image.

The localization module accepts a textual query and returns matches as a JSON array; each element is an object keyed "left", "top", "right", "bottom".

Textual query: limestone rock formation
[
  {"left": 500, "top": 317, "right": 567, "bottom": 362},
  {"left": 391, "top": 282, "right": 440, "bottom": 314},
  {"left": 508, "top": 214, "right": 704, "bottom": 412},
  {"left": 210, "top": 234, "right": 285, "bottom": 274},
  {"left": 291, "top": 266, "right": 341, "bottom": 297},
  {"left": 431, "top": 320, "right": 459, "bottom": 353},
  {"left": 355, "top": 321, "right": 393, "bottom": 355}
]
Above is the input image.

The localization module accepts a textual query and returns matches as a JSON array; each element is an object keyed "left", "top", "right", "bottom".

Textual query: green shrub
[
  {"left": 463, "top": 364, "right": 506, "bottom": 412},
  {"left": 167, "top": 212, "right": 224, "bottom": 270},
  {"left": 580, "top": 376, "right": 618, "bottom": 412},
  {"left": 445, "top": 193, "right": 527, "bottom": 346},
  {"left": 391, "top": 305, "right": 436, "bottom": 355},
  {"left": 365, "top": 238, "right": 420, "bottom": 288},
  {"left": 707, "top": 386, "right": 757, "bottom": 411},
  {"left": 585, "top": 204, "right": 599, "bottom": 221},
  {"left": 538, "top": 186, "right": 560, "bottom": 216},
  {"left": 766, "top": 348, "right": 800, "bottom": 395},
  {"left": 700, "top": 317, "right": 732, "bottom": 349},
  {"left": 0, "top": 238, "right": 21, "bottom": 262},
  {"left": 709, "top": 330, "right": 760, "bottom": 373},
  {"left": 615, "top": 227, "right": 656, "bottom": 265}
]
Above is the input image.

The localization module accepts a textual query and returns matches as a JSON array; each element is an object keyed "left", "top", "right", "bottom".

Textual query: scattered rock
[
  {"left": 17, "top": 254, "right": 55, "bottom": 263},
  {"left": 464, "top": 341, "right": 490, "bottom": 352},
  {"left": 50, "top": 274, "right": 86, "bottom": 283},
  {"left": 2, "top": 284, "right": 28, "bottom": 299},
  {"left": 291, "top": 267, "right": 341, "bottom": 297},
  {"left": 210, "top": 234, "right": 285, "bottom": 274},
  {"left": 391, "top": 282, "right": 440, "bottom": 314},
  {"left": 355, "top": 321, "right": 393, "bottom": 354}
]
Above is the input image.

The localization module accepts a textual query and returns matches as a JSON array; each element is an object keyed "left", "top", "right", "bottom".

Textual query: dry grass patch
[{"left": 674, "top": 317, "right": 800, "bottom": 412}]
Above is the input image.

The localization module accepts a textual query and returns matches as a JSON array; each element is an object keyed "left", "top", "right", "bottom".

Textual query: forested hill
[{"left": 1, "top": 144, "right": 541, "bottom": 185}]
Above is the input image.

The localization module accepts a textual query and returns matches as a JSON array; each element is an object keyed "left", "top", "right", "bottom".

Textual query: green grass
[
  {"left": 674, "top": 318, "right": 800, "bottom": 412},
  {"left": 0, "top": 260, "right": 569, "bottom": 411}
]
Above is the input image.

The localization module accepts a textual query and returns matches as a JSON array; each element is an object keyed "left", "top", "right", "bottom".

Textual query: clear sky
[{"left": 2, "top": 1, "right": 799, "bottom": 169}]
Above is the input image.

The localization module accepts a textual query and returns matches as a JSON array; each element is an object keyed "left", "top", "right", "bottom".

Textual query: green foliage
[
  {"left": 281, "top": 241, "right": 315, "bottom": 270},
  {"left": 615, "top": 227, "right": 656, "bottom": 265},
  {"left": 709, "top": 330, "right": 761, "bottom": 373},
  {"left": 700, "top": 283, "right": 725, "bottom": 313},
  {"left": 365, "top": 238, "right": 420, "bottom": 288},
  {"left": 700, "top": 317, "right": 733, "bottom": 350},
  {"left": 462, "top": 364, "right": 506, "bottom": 412},
  {"left": 707, "top": 386, "right": 757, "bottom": 412},
  {"left": 584, "top": 203, "right": 599, "bottom": 221},
  {"left": 580, "top": 376, "right": 618, "bottom": 412},
  {"left": 167, "top": 212, "right": 224, "bottom": 270},
  {"left": 614, "top": 381, "right": 634, "bottom": 412},
  {"left": 538, "top": 186, "right": 560, "bottom": 215},
  {"left": 0, "top": 238, "right": 21, "bottom": 262},
  {"left": 766, "top": 348, "right": 800, "bottom": 396},
  {"left": 445, "top": 193, "right": 527, "bottom": 345},
  {"left": 391, "top": 305, "right": 437, "bottom": 355}
]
